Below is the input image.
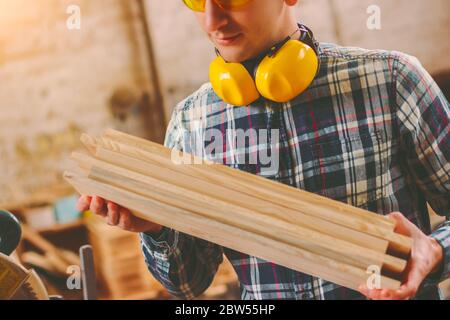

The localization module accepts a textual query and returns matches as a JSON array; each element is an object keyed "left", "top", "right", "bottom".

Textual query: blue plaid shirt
[{"left": 140, "top": 42, "right": 450, "bottom": 300}]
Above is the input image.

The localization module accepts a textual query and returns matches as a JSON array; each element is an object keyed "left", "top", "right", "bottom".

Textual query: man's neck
[{"left": 241, "top": 23, "right": 303, "bottom": 73}]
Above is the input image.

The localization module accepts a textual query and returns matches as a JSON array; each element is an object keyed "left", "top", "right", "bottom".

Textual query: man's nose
[{"left": 204, "top": 0, "right": 228, "bottom": 33}]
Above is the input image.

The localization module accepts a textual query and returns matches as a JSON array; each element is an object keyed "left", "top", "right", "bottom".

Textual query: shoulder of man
[
  {"left": 317, "top": 42, "right": 429, "bottom": 96},
  {"left": 318, "top": 42, "right": 419, "bottom": 65},
  {"left": 172, "top": 82, "right": 219, "bottom": 114},
  {"left": 171, "top": 43, "right": 427, "bottom": 115},
  {"left": 164, "top": 82, "right": 219, "bottom": 148}
]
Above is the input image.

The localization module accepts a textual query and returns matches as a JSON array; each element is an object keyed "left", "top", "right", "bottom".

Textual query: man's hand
[
  {"left": 358, "top": 211, "right": 444, "bottom": 300},
  {"left": 76, "top": 195, "right": 163, "bottom": 234}
]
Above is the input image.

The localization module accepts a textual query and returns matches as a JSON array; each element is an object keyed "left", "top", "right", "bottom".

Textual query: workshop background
[{"left": 0, "top": 0, "right": 449, "bottom": 299}]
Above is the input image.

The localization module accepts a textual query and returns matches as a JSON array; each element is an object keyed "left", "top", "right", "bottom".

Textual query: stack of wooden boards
[{"left": 64, "top": 129, "right": 413, "bottom": 292}]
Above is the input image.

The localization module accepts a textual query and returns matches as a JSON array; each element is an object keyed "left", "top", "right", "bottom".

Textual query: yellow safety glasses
[{"left": 182, "top": 0, "right": 253, "bottom": 12}]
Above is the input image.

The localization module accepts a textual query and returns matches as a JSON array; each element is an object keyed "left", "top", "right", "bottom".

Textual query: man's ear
[{"left": 284, "top": 0, "right": 298, "bottom": 6}]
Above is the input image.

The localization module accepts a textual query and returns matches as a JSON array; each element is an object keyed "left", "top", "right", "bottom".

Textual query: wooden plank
[
  {"left": 101, "top": 129, "right": 395, "bottom": 227},
  {"left": 84, "top": 134, "right": 392, "bottom": 233},
  {"left": 82, "top": 132, "right": 412, "bottom": 257},
  {"left": 102, "top": 130, "right": 413, "bottom": 256},
  {"left": 71, "top": 149, "right": 389, "bottom": 254},
  {"left": 71, "top": 152, "right": 406, "bottom": 274},
  {"left": 63, "top": 171, "right": 402, "bottom": 291}
]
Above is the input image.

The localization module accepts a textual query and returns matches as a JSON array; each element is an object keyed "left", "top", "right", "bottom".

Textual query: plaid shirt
[{"left": 140, "top": 42, "right": 450, "bottom": 300}]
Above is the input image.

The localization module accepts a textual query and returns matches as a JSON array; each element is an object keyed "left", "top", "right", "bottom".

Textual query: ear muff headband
[{"left": 209, "top": 24, "right": 320, "bottom": 106}]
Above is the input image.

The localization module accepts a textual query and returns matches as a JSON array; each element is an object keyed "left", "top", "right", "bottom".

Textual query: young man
[{"left": 77, "top": 0, "right": 450, "bottom": 300}]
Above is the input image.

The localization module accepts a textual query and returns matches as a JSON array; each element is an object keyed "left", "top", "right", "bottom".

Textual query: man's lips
[{"left": 215, "top": 34, "right": 241, "bottom": 46}]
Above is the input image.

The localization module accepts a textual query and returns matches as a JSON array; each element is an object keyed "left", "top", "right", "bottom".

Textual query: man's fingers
[
  {"left": 384, "top": 264, "right": 422, "bottom": 300},
  {"left": 107, "top": 201, "right": 119, "bottom": 225},
  {"left": 90, "top": 196, "right": 107, "bottom": 217},
  {"left": 358, "top": 284, "right": 383, "bottom": 300},
  {"left": 365, "top": 257, "right": 425, "bottom": 300},
  {"left": 388, "top": 284, "right": 415, "bottom": 300},
  {"left": 388, "top": 212, "right": 413, "bottom": 237},
  {"left": 118, "top": 208, "right": 132, "bottom": 230},
  {"left": 357, "top": 285, "right": 370, "bottom": 298},
  {"left": 380, "top": 289, "right": 393, "bottom": 300},
  {"left": 398, "top": 265, "right": 423, "bottom": 298},
  {"left": 359, "top": 287, "right": 414, "bottom": 300},
  {"left": 388, "top": 211, "right": 422, "bottom": 238},
  {"left": 367, "top": 289, "right": 383, "bottom": 300},
  {"left": 76, "top": 195, "right": 91, "bottom": 212},
  {"left": 359, "top": 285, "right": 402, "bottom": 300}
]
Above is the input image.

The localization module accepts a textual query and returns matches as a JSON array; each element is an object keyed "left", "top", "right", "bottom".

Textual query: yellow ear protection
[{"left": 209, "top": 24, "right": 320, "bottom": 106}]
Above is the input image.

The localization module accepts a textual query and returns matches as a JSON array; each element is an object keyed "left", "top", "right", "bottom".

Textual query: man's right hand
[{"left": 76, "top": 195, "right": 163, "bottom": 234}]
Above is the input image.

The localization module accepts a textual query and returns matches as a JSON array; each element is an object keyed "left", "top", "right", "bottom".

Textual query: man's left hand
[{"left": 358, "top": 211, "right": 444, "bottom": 300}]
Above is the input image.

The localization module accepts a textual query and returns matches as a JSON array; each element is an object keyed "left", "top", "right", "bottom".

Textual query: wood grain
[{"left": 64, "top": 171, "right": 402, "bottom": 291}]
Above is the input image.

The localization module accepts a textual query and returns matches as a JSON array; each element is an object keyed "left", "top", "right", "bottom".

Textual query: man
[{"left": 77, "top": 0, "right": 450, "bottom": 300}]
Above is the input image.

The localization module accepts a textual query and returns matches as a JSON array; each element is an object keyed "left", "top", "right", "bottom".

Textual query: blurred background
[{"left": 0, "top": 0, "right": 449, "bottom": 300}]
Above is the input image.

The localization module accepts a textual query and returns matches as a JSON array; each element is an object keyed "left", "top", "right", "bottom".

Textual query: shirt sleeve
[
  {"left": 139, "top": 108, "right": 224, "bottom": 299},
  {"left": 394, "top": 52, "right": 450, "bottom": 284}
]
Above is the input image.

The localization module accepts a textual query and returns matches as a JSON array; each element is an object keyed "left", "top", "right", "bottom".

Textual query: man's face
[{"left": 194, "top": 0, "right": 292, "bottom": 62}]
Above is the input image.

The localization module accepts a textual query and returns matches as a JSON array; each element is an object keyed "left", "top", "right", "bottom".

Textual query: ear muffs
[
  {"left": 209, "top": 56, "right": 260, "bottom": 107},
  {"left": 209, "top": 26, "right": 320, "bottom": 106},
  {"left": 255, "top": 40, "right": 318, "bottom": 103}
]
